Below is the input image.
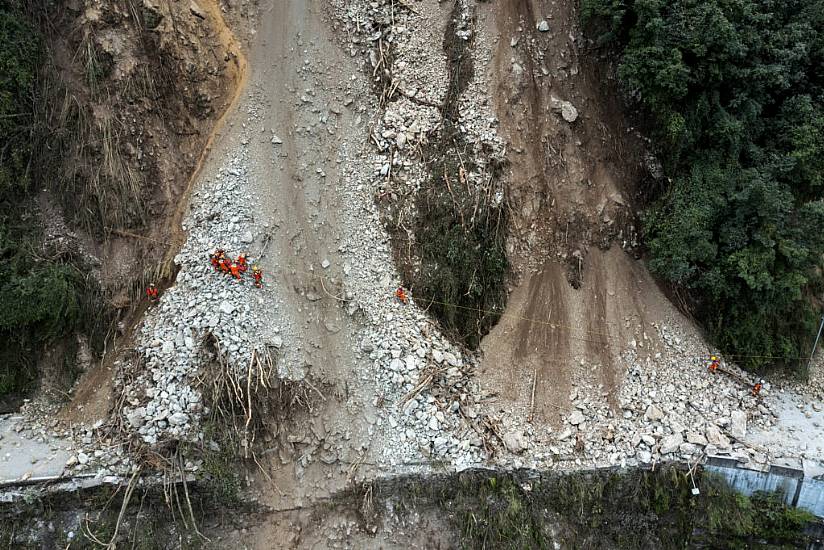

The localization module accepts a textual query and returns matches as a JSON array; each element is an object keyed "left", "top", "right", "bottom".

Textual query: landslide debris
[{"left": 357, "top": 0, "right": 510, "bottom": 349}]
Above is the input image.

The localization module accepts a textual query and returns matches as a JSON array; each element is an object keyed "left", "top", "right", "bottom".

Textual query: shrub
[{"left": 583, "top": 0, "right": 824, "bottom": 370}]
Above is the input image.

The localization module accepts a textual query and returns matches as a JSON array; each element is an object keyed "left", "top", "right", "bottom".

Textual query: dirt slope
[
  {"left": 56, "top": 0, "right": 246, "bottom": 426},
  {"left": 478, "top": 0, "right": 674, "bottom": 425}
]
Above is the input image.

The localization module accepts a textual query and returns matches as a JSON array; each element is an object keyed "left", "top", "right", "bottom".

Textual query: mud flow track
[{"left": 479, "top": 0, "right": 667, "bottom": 426}]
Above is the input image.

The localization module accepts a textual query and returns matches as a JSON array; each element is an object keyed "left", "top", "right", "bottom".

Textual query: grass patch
[{"left": 353, "top": 467, "right": 818, "bottom": 549}]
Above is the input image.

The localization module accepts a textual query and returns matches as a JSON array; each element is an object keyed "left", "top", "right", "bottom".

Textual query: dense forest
[{"left": 584, "top": 0, "right": 824, "bottom": 370}]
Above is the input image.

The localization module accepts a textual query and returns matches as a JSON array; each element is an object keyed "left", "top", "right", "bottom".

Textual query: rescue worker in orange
[
  {"left": 146, "top": 283, "right": 159, "bottom": 302},
  {"left": 252, "top": 265, "right": 263, "bottom": 288},
  {"left": 708, "top": 355, "right": 719, "bottom": 374},
  {"left": 237, "top": 253, "right": 248, "bottom": 274},
  {"left": 752, "top": 379, "right": 764, "bottom": 397},
  {"left": 219, "top": 256, "right": 231, "bottom": 274},
  {"left": 230, "top": 261, "right": 241, "bottom": 280},
  {"left": 210, "top": 249, "right": 225, "bottom": 271},
  {"left": 395, "top": 287, "right": 408, "bottom": 304}
]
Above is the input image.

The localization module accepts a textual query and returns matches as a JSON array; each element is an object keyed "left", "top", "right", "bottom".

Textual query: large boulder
[
  {"left": 660, "top": 433, "right": 683, "bottom": 454},
  {"left": 705, "top": 424, "right": 731, "bottom": 449},
  {"left": 503, "top": 431, "right": 527, "bottom": 454},
  {"left": 730, "top": 411, "right": 747, "bottom": 440}
]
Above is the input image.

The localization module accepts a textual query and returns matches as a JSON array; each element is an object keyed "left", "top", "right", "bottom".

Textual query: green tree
[{"left": 584, "top": 0, "right": 824, "bottom": 369}]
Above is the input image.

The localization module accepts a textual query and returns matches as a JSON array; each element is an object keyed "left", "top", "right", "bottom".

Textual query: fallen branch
[{"left": 398, "top": 368, "right": 439, "bottom": 407}]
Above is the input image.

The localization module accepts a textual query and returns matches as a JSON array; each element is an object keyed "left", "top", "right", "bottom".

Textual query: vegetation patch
[
  {"left": 582, "top": 0, "right": 824, "bottom": 371},
  {"left": 0, "top": 480, "right": 253, "bottom": 549},
  {"left": 354, "top": 467, "right": 819, "bottom": 549},
  {"left": 0, "top": 1, "right": 110, "bottom": 401},
  {"left": 391, "top": 2, "right": 508, "bottom": 349}
]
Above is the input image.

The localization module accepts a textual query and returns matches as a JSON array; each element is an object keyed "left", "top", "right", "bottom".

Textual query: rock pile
[
  {"left": 119, "top": 148, "right": 276, "bottom": 447},
  {"left": 328, "top": 0, "right": 510, "bottom": 467},
  {"left": 484, "top": 317, "right": 785, "bottom": 471},
  {"left": 50, "top": 0, "right": 824, "bottom": 479}
]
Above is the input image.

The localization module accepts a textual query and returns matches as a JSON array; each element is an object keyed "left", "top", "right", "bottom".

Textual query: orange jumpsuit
[
  {"left": 395, "top": 287, "right": 408, "bottom": 304},
  {"left": 252, "top": 268, "right": 263, "bottom": 288},
  {"left": 237, "top": 255, "right": 248, "bottom": 273},
  {"left": 230, "top": 262, "right": 241, "bottom": 279}
]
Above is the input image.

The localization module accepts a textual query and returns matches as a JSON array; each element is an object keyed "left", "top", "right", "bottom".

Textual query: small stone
[
  {"left": 65, "top": 455, "right": 78, "bottom": 468},
  {"left": 679, "top": 442, "right": 699, "bottom": 455},
  {"left": 638, "top": 450, "right": 652, "bottom": 463},
  {"left": 219, "top": 301, "right": 235, "bottom": 315},
  {"left": 503, "top": 431, "right": 527, "bottom": 454},
  {"left": 271, "top": 134, "right": 283, "bottom": 144},
  {"left": 126, "top": 408, "right": 146, "bottom": 429},
  {"left": 537, "top": 20, "right": 550, "bottom": 32},
  {"left": 568, "top": 410, "right": 586, "bottom": 426},
  {"left": 241, "top": 231, "right": 254, "bottom": 244},
  {"left": 443, "top": 352, "right": 461, "bottom": 367},
  {"left": 644, "top": 404, "right": 664, "bottom": 421},
  {"left": 686, "top": 432, "right": 708, "bottom": 446},
  {"left": 321, "top": 259, "right": 331, "bottom": 269},
  {"left": 550, "top": 95, "right": 579, "bottom": 123},
  {"left": 77, "top": 452, "right": 89, "bottom": 465}
]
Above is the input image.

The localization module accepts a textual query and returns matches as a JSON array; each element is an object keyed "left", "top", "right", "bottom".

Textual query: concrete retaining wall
[{"left": 705, "top": 456, "right": 824, "bottom": 518}]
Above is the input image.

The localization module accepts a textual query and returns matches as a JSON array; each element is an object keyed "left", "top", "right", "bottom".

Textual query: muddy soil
[
  {"left": 55, "top": 0, "right": 246, "bottom": 425},
  {"left": 478, "top": 0, "right": 675, "bottom": 426}
]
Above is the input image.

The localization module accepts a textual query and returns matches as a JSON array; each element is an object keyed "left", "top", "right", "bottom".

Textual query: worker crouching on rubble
[{"left": 210, "top": 248, "right": 225, "bottom": 271}]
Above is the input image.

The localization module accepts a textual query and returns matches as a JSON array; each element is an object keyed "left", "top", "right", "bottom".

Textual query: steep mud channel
[
  {"left": 161, "top": 0, "right": 249, "bottom": 275},
  {"left": 478, "top": 0, "right": 670, "bottom": 427}
]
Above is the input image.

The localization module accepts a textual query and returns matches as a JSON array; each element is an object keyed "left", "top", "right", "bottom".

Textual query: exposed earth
[{"left": 2, "top": 0, "right": 824, "bottom": 547}]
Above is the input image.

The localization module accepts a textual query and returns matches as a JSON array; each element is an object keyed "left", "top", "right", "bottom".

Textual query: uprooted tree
[{"left": 583, "top": 0, "right": 824, "bottom": 371}]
